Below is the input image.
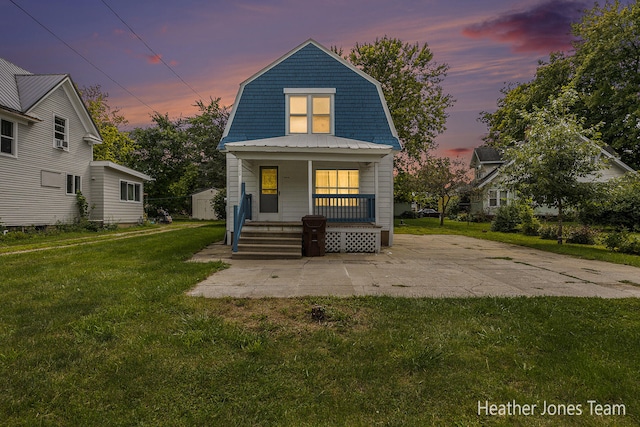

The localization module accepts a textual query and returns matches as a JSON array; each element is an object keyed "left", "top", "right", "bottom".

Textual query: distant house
[
  {"left": 191, "top": 188, "right": 219, "bottom": 220},
  {"left": 469, "top": 144, "right": 635, "bottom": 215},
  {"left": 218, "top": 39, "right": 401, "bottom": 257},
  {"left": 0, "top": 57, "right": 152, "bottom": 227}
]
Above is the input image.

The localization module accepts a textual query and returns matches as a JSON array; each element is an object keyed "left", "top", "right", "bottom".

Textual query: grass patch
[
  {"left": 1, "top": 221, "right": 639, "bottom": 425},
  {"left": 396, "top": 217, "right": 640, "bottom": 268}
]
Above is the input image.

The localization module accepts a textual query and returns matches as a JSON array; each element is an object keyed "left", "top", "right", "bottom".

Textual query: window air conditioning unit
[{"left": 55, "top": 139, "right": 67, "bottom": 149}]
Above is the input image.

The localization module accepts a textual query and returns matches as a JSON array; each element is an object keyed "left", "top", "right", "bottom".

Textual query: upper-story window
[
  {"left": 284, "top": 88, "right": 335, "bottom": 135},
  {"left": 54, "top": 115, "right": 68, "bottom": 150},
  {"left": 1, "top": 118, "right": 16, "bottom": 157}
]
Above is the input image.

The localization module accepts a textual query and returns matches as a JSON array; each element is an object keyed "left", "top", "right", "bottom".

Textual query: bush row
[{"left": 488, "top": 203, "right": 639, "bottom": 254}]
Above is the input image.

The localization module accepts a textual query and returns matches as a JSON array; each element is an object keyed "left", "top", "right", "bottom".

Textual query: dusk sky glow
[{"left": 1, "top": 0, "right": 609, "bottom": 161}]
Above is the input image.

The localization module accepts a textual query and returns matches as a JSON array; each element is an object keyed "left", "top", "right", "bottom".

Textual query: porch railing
[
  {"left": 312, "top": 194, "right": 375, "bottom": 223},
  {"left": 232, "top": 182, "right": 252, "bottom": 252}
]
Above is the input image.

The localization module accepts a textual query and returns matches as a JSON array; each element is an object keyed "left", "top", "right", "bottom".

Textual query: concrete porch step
[
  {"left": 239, "top": 236, "right": 302, "bottom": 245},
  {"left": 237, "top": 243, "right": 301, "bottom": 254},
  {"left": 241, "top": 231, "right": 301, "bottom": 239},
  {"left": 231, "top": 251, "right": 303, "bottom": 260},
  {"left": 233, "top": 222, "right": 303, "bottom": 260}
]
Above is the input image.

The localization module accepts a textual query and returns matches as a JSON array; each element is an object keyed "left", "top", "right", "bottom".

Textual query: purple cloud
[{"left": 462, "top": 1, "right": 586, "bottom": 54}]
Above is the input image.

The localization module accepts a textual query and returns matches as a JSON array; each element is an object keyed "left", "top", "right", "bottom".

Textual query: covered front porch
[{"left": 224, "top": 135, "right": 395, "bottom": 255}]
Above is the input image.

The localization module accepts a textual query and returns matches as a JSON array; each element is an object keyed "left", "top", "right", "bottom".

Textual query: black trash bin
[{"left": 302, "top": 215, "right": 326, "bottom": 257}]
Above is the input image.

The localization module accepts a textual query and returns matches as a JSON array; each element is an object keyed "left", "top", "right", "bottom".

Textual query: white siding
[
  {"left": 0, "top": 86, "right": 93, "bottom": 226},
  {"left": 225, "top": 152, "right": 395, "bottom": 244},
  {"left": 192, "top": 189, "right": 219, "bottom": 220},
  {"left": 90, "top": 164, "right": 145, "bottom": 224}
]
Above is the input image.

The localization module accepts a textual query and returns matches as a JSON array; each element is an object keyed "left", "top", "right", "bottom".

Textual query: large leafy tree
[
  {"left": 572, "top": 0, "right": 640, "bottom": 169},
  {"left": 481, "top": 53, "right": 573, "bottom": 144},
  {"left": 80, "top": 85, "right": 137, "bottom": 164},
  {"left": 342, "top": 36, "right": 454, "bottom": 170},
  {"left": 129, "top": 99, "right": 228, "bottom": 214},
  {"left": 497, "top": 90, "right": 604, "bottom": 244},
  {"left": 482, "top": 1, "right": 640, "bottom": 170}
]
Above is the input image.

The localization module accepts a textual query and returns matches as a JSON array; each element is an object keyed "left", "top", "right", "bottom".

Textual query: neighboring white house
[
  {"left": 0, "top": 57, "right": 152, "bottom": 227},
  {"left": 191, "top": 188, "right": 219, "bottom": 220},
  {"left": 470, "top": 144, "right": 635, "bottom": 215},
  {"left": 218, "top": 40, "right": 401, "bottom": 256}
]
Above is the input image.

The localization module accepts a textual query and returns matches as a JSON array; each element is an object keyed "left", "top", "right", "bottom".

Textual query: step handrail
[{"left": 232, "top": 183, "right": 252, "bottom": 252}]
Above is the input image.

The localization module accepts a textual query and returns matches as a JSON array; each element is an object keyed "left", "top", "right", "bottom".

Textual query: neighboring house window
[
  {"left": 315, "top": 169, "right": 359, "bottom": 206},
  {"left": 66, "top": 174, "right": 81, "bottom": 195},
  {"left": 54, "top": 115, "right": 69, "bottom": 149},
  {"left": 284, "top": 88, "right": 335, "bottom": 135},
  {"left": 120, "top": 180, "right": 141, "bottom": 202},
  {"left": 488, "top": 189, "right": 508, "bottom": 207},
  {"left": 1, "top": 118, "right": 16, "bottom": 156}
]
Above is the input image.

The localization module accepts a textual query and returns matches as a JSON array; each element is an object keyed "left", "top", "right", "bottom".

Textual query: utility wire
[
  {"left": 100, "top": 0, "right": 205, "bottom": 101},
  {"left": 9, "top": 0, "right": 157, "bottom": 114}
]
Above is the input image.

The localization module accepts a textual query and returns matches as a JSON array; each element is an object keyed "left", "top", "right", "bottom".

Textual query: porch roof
[{"left": 223, "top": 135, "right": 395, "bottom": 157}]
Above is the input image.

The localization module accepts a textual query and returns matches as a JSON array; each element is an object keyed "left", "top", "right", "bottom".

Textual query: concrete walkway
[{"left": 187, "top": 234, "right": 640, "bottom": 299}]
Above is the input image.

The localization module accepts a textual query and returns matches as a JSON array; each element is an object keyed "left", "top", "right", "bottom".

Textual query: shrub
[
  {"left": 565, "top": 226, "right": 598, "bottom": 245},
  {"left": 518, "top": 202, "right": 540, "bottom": 236},
  {"left": 491, "top": 204, "right": 520, "bottom": 233},
  {"left": 400, "top": 210, "right": 419, "bottom": 219},
  {"left": 539, "top": 224, "right": 559, "bottom": 240},
  {"left": 603, "top": 229, "right": 640, "bottom": 255},
  {"left": 212, "top": 188, "right": 227, "bottom": 220},
  {"left": 579, "top": 174, "right": 640, "bottom": 230}
]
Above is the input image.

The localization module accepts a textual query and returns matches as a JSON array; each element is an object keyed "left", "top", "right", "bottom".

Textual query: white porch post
[
  {"left": 308, "top": 160, "right": 313, "bottom": 215},
  {"left": 374, "top": 161, "right": 379, "bottom": 224},
  {"left": 237, "top": 158, "right": 243, "bottom": 202}
]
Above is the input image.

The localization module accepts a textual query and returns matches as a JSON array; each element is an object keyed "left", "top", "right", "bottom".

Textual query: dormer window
[{"left": 285, "top": 88, "right": 335, "bottom": 135}]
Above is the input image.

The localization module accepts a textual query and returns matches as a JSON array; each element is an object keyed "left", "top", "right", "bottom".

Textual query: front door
[{"left": 260, "top": 166, "right": 278, "bottom": 214}]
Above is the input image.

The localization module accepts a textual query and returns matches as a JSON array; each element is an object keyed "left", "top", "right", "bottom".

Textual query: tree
[
  {"left": 497, "top": 90, "right": 604, "bottom": 244},
  {"left": 80, "top": 85, "right": 137, "bottom": 164},
  {"left": 185, "top": 99, "right": 228, "bottom": 190},
  {"left": 413, "top": 156, "right": 469, "bottom": 225},
  {"left": 579, "top": 172, "right": 640, "bottom": 230},
  {"left": 572, "top": 0, "right": 640, "bottom": 169},
  {"left": 482, "top": 1, "right": 640, "bottom": 170},
  {"left": 481, "top": 53, "right": 573, "bottom": 144},
  {"left": 342, "top": 37, "right": 454, "bottom": 170},
  {"left": 129, "top": 99, "right": 228, "bottom": 215}
]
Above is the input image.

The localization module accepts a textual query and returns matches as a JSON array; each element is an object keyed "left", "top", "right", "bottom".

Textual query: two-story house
[
  {"left": 469, "top": 145, "right": 635, "bottom": 216},
  {"left": 218, "top": 39, "right": 401, "bottom": 258},
  {"left": 0, "top": 57, "right": 151, "bottom": 228}
]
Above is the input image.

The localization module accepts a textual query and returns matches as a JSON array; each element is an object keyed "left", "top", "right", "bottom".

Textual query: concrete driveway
[{"left": 188, "top": 234, "right": 640, "bottom": 298}]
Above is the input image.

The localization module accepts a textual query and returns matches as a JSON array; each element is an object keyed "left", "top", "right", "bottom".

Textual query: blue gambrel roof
[{"left": 218, "top": 40, "right": 401, "bottom": 150}]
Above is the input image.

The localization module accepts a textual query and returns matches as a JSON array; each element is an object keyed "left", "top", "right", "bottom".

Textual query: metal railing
[
  {"left": 232, "top": 183, "right": 252, "bottom": 252},
  {"left": 312, "top": 194, "right": 375, "bottom": 222}
]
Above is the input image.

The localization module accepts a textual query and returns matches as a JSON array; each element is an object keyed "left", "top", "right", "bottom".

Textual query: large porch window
[{"left": 315, "top": 169, "right": 359, "bottom": 206}]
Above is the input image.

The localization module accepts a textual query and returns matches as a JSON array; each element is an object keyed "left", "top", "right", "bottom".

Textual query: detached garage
[{"left": 192, "top": 188, "right": 219, "bottom": 220}]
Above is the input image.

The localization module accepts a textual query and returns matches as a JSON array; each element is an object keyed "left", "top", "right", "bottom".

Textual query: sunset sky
[{"left": 1, "top": 0, "right": 608, "bottom": 161}]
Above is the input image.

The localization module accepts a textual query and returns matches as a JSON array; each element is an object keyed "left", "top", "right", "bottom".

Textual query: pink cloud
[
  {"left": 147, "top": 54, "right": 162, "bottom": 64},
  {"left": 462, "top": 1, "right": 586, "bottom": 54}
]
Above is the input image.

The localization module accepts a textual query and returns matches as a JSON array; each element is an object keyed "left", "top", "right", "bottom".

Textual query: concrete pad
[{"left": 187, "top": 235, "right": 640, "bottom": 299}]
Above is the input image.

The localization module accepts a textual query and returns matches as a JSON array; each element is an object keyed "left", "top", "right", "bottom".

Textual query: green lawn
[{"left": 1, "top": 222, "right": 638, "bottom": 425}]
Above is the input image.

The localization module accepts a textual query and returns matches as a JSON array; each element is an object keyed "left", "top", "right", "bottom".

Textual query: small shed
[{"left": 192, "top": 188, "right": 219, "bottom": 220}]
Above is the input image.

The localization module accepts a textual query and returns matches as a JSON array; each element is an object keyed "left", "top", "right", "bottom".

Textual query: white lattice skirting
[{"left": 325, "top": 225, "right": 381, "bottom": 253}]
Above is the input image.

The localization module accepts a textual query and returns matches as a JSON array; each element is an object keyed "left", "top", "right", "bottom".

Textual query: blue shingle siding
[{"left": 219, "top": 43, "right": 400, "bottom": 150}]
